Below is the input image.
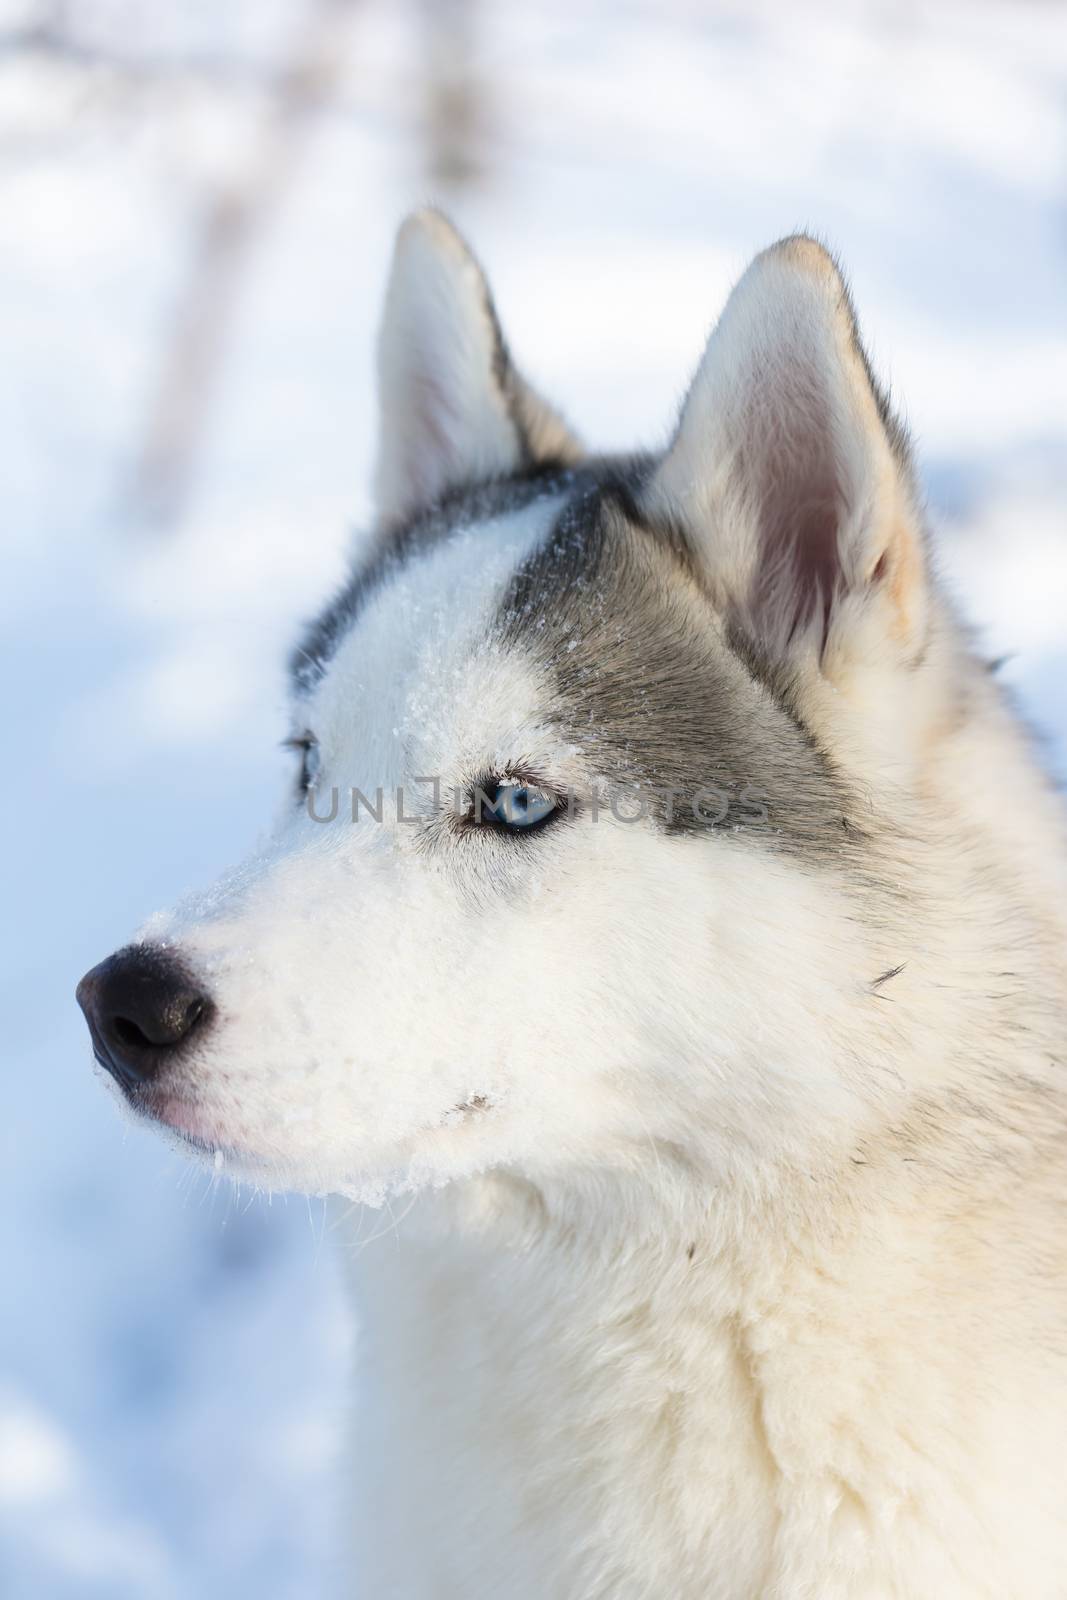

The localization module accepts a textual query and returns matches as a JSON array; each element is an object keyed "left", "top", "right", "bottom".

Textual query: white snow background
[{"left": 1, "top": 0, "right": 1065, "bottom": 1594}]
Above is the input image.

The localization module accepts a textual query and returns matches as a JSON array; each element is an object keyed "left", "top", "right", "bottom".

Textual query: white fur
[{"left": 118, "top": 218, "right": 1067, "bottom": 1598}]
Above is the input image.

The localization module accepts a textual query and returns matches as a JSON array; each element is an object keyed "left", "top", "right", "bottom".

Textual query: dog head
[{"left": 78, "top": 213, "right": 952, "bottom": 1202}]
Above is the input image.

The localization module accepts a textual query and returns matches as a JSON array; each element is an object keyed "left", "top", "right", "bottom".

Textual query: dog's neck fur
[{"left": 345, "top": 1113, "right": 1067, "bottom": 1598}]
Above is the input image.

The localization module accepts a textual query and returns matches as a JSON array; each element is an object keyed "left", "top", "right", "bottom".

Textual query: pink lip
[
  {"left": 137, "top": 1088, "right": 273, "bottom": 1175},
  {"left": 136, "top": 1086, "right": 224, "bottom": 1152}
]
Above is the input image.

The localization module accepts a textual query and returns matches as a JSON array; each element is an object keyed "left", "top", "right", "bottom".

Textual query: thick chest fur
[{"left": 342, "top": 1180, "right": 1067, "bottom": 1600}]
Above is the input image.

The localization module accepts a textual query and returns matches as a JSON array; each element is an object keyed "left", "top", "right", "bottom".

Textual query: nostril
[{"left": 113, "top": 1015, "right": 153, "bottom": 1050}]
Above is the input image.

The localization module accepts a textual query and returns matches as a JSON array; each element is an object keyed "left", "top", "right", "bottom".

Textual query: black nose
[{"left": 76, "top": 944, "right": 214, "bottom": 1092}]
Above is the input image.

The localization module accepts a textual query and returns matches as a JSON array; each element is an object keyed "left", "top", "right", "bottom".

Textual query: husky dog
[{"left": 77, "top": 212, "right": 1067, "bottom": 1598}]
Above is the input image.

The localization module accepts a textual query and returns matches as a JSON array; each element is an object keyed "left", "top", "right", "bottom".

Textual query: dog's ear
[
  {"left": 643, "top": 237, "right": 927, "bottom": 675},
  {"left": 374, "top": 210, "right": 581, "bottom": 525}
]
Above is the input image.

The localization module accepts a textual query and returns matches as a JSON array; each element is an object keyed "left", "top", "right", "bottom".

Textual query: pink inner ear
[{"left": 746, "top": 386, "right": 846, "bottom": 652}]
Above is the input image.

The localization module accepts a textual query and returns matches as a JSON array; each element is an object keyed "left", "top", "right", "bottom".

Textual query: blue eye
[{"left": 477, "top": 782, "right": 559, "bottom": 832}]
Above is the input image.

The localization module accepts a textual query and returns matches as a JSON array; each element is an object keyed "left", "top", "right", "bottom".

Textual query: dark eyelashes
[{"left": 282, "top": 733, "right": 317, "bottom": 794}]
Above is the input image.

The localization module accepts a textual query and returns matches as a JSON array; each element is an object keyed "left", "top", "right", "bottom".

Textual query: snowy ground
[{"left": 1, "top": 0, "right": 1065, "bottom": 1594}]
